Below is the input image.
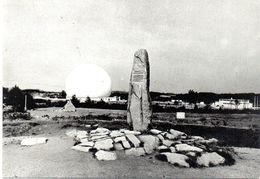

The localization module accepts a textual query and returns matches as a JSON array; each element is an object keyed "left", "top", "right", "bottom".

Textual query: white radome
[{"left": 65, "top": 64, "right": 112, "bottom": 98}]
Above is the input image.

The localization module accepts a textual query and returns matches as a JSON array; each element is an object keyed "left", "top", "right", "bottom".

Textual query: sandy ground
[{"left": 3, "top": 131, "right": 260, "bottom": 178}]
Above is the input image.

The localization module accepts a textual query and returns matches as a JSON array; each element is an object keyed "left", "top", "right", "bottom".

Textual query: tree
[
  {"left": 7, "top": 85, "right": 25, "bottom": 112},
  {"left": 188, "top": 89, "right": 198, "bottom": 104},
  {"left": 61, "top": 90, "right": 67, "bottom": 98},
  {"left": 71, "top": 95, "right": 80, "bottom": 107}
]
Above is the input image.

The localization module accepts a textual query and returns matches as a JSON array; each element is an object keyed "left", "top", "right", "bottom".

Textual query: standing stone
[{"left": 127, "top": 49, "right": 152, "bottom": 132}]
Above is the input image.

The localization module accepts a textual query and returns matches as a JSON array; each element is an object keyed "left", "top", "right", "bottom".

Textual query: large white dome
[{"left": 65, "top": 64, "right": 112, "bottom": 98}]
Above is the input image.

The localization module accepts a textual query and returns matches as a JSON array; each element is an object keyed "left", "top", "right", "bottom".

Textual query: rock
[
  {"left": 127, "top": 49, "right": 152, "bottom": 132},
  {"left": 157, "top": 145, "right": 168, "bottom": 150},
  {"left": 175, "top": 144, "right": 203, "bottom": 152},
  {"left": 139, "top": 135, "right": 159, "bottom": 154},
  {"left": 157, "top": 134, "right": 164, "bottom": 141},
  {"left": 114, "top": 143, "right": 124, "bottom": 150},
  {"left": 170, "top": 147, "right": 176, "bottom": 153},
  {"left": 76, "top": 131, "right": 88, "bottom": 139},
  {"left": 191, "top": 136, "right": 204, "bottom": 140},
  {"left": 123, "top": 130, "right": 141, "bottom": 135},
  {"left": 21, "top": 137, "right": 48, "bottom": 146},
  {"left": 186, "top": 152, "right": 196, "bottom": 157},
  {"left": 199, "top": 138, "right": 218, "bottom": 144},
  {"left": 159, "top": 153, "right": 190, "bottom": 167},
  {"left": 197, "top": 152, "right": 225, "bottom": 167},
  {"left": 71, "top": 145, "right": 92, "bottom": 152},
  {"left": 165, "top": 133, "right": 179, "bottom": 140},
  {"left": 122, "top": 140, "right": 131, "bottom": 149},
  {"left": 110, "top": 130, "right": 124, "bottom": 138},
  {"left": 80, "top": 138, "right": 90, "bottom": 143},
  {"left": 90, "top": 135, "right": 110, "bottom": 141},
  {"left": 94, "top": 138, "right": 114, "bottom": 150},
  {"left": 126, "top": 134, "right": 141, "bottom": 147},
  {"left": 78, "top": 141, "right": 94, "bottom": 147},
  {"left": 90, "top": 132, "right": 110, "bottom": 137},
  {"left": 125, "top": 147, "right": 146, "bottom": 156},
  {"left": 169, "top": 129, "right": 186, "bottom": 139},
  {"left": 66, "top": 129, "right": 78, "bottom": 137},
  {"left": 90, "top": 128, "right": 110, "bottom": 134},
  {"left": 162, "top": 139, "right": 174, "bottom": 147},
  {"left": 150, "top": 129, "right": 162, "bottom": 135},
  {"left": 95, "top": 150, "right": 117, "bottom": 161},
  {"left": 114, "top": 136, "right": 127, "bottom": 143}
]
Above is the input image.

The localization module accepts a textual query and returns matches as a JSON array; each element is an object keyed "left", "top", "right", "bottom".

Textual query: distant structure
[
  {"left": 211, "top": 98, "right": 253, "bottom": 110},
  {"left": 127, "top": 49, "right": 152, "bottom": 132},
  {"left": 63, "top": 100, "right": 76, "bottom": 112}
]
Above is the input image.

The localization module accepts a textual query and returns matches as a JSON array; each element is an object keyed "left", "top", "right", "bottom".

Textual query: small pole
[{"left": 24, "top": 95, "right": 27, "bottom": 111}]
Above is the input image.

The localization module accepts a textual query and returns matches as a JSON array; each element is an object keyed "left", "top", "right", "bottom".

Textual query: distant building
[
  {"left": 76, "top": 96, "right": 126, "bottom": 104},
  {"left": 211, "top": 98, "right": 253, "bottom": 110}
]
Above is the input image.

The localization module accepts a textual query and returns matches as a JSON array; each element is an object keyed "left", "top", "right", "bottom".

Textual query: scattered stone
[
  {"left": 175, "top": 144, "right": 203, "bottom": 152},
  {"left": 95, "top": 150, "right": 117, "bottom": 161},
  {"left": 21, "top": 137, "right": 48, "bottom": 146},
  {"left": 157, "top": 145, "right": 168, "bottom": 150},
  {"left": 66, "top": 129, "right": 78, "bottom": 137},
  {"left": 90, "top": 132, "right": 110, "bottom": 137},
  {"left": 71, "top": 145, "right": 92, "bottom": 152},
  {"left": 157, "top": 134, "right": 164, "bottom": 141},
  {"left": 165, "top": 133, "right": 178, "bottom": 140},
  {"left": 126, "top": 134, "right": 141, "bottom": 147},
  {"left": 114, "top": 136, "right": 127, "bottom": 143},
  {"left": 159, "top": 153, "right": 190, "bottom": 167},
  {"left": 91, "top": 128, "right": 110, "bottom": 134},
  {"left": 114, "top": 143, "right": 124, "bottom": 150},
  {"left": 80, "top": 138, "right": 89, "bottom": 143},
  {"left": 76, "top": 131, "right": 88, "bottom": 139},
  {"left": 197, "top": 152, "right": 225, "bottom": 167},
  {"left": 199, "top": 138, "right": 218, "bottom": 144},
  {"left": 125, "top": 147, "right": 146, "bottom": 156},
  {"left": 94, "top": 138, "right": 114, "bottom": 150},
  {"left": 169, "top": 129, "right": 186, "bottom": 139},
  {"left": 186, "top": 152, "right": 196, "bottom": 157},
  {"left": 90, "top": 135, "right": 110, "bottom": 141},
  {"left": 191, "top": 136, "right": 204, "bottom": 140},
  {"left": 123, "top": 130, "right": 141, "bottom": 135},
  {"left": 162, "top": 139, "right": 174, "bottom": 147},
  {"left": 127, "top": 49, "right": 152, "bottom": 132},
  {"left": 110, "top": 130, "right": 124, "bottom": 138},
  {"left": 170, "top": 147, "right": 176, "bottom": 153},
  {"left": 139, "top": 135, "right": 159, "bottom": 154},
  {"left": 122, "top": 140, "right": 131, "bottom": 149},
  {"left": 78, "top": 141, "right": 94, "bottom": 147},
  {"left": 150, "top": 129, "right": 162, "bottom": 135}
]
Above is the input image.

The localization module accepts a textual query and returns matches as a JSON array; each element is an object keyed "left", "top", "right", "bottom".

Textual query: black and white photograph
[{"left": 2, "top": 0, "right": 260, "bottom": 178}]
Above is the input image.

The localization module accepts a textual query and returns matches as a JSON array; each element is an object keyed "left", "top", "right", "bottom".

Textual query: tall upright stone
[{"left": 127, "top": 49, "right": 152, "bottom": 132}]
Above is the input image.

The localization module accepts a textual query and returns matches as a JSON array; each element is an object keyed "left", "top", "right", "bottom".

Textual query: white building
[{"left": 211, "top": 98, "right": 253, "bottom": 110}]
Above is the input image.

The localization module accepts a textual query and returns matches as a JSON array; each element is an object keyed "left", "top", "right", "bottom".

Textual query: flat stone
[
  {"left": 191, "top": 136, "right": 204, "bottom": 140},
  {"left": 170, "top": 147, "right": 176, "bottom": 153},
  {"left": 114, "top": 143, "right": 124, "bottom": 150},
  {"left": 162, "top": 139, "right": 174, "bottom": 147},
  {"left": 66, "top": 129, "right": 78, "bottom": 137},
  {"left": 123, "top": 130, "right": 141, "bottom": 135},
  {"left": 90, "top": 135, "right": 109, "bottom": 141},
  {"left": 165, "top": 133, "right": 179, "bottom": 140},
  {"left": 21, "top": 137, "right": 48, "bottom": 146},
  {"left": 197, "top": 152, "right": 225, "bottom": 167},
  {"left": 157, "top": 145, "right": 168, "bottom": 150},
  {"left": 114, "top": 136, "right": 127, "bottom": 143},
  {"left": 169, "top": 129, "right": 185, "bottom": 139},
  {"left": 94, "top": 138, "right": 113, "bottom": 150},
  {"left": 90, "top": 128, "right": 110, "bottom": 134},
  {"left": 122, "top": 140, "right": 131, "bottom": 149},
  {"left": 71, "top": 145, "right": 92, "bottom": 152},
  {"left": 139, "top": 135, "right": 159, "bottom": 154},
  {"left": 95, "top": 150, "right": 117, "bottom": 161},
  {"left": 79, "top": 138, "right": 90, "bottom": 143},
  {"left": 78, "top": 141, "right": 94, "bottom": 147},
  {"left": 157, "top": 134, "right": 164, "bottom": 141},
  {"left": 90, "top": 132, "right": 110, "bottom": 137},
  {"left": 150, "top": 129, "right": 162, "bottom": 135},
  {"left": 175, "top": 144, "right": 203, "bottom": 152},
  {"left": 76, "top": 131, "right": 88, "bottom": 139},
  {"left": 126, "top": 134, "right": 141, "bottom": 147},
  {"left": 125, "top": 147, "right": 146, "bottom": 156},
  {"left": 110, "top": 130, "right": 124, "bottom": 138},
  {"left": 186, "top": 152, "right": 196, "bottom": 157},
  {"left": 160, "top": 152, "right": 190, "bottom": 167}
]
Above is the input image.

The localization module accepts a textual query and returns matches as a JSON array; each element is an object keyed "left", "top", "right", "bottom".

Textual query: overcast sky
[{"left": 3, "top": 0, "right": 260, "bottom": 93}]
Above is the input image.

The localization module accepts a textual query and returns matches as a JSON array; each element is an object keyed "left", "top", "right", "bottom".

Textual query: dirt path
[{"left": 3, "top": 133, "right": 260, "bottom": 178}]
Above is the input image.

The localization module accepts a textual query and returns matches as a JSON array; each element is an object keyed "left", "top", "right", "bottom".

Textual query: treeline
[{"left": 112, "top": 90, "right": 260, "bottom": 104}]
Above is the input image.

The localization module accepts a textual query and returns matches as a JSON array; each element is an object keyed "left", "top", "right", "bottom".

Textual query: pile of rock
[{"left": 66, "top": 128, "right": 235, "bottom": 167}]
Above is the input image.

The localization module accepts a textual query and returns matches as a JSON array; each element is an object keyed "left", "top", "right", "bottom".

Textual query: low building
[{"left": 211, "top": 98, "right": 253, "bottom": 110}]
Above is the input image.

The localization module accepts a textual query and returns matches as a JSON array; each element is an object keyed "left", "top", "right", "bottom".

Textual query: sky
[{"left": 3, "top": 0, "right": 260, "bottom": 93}]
